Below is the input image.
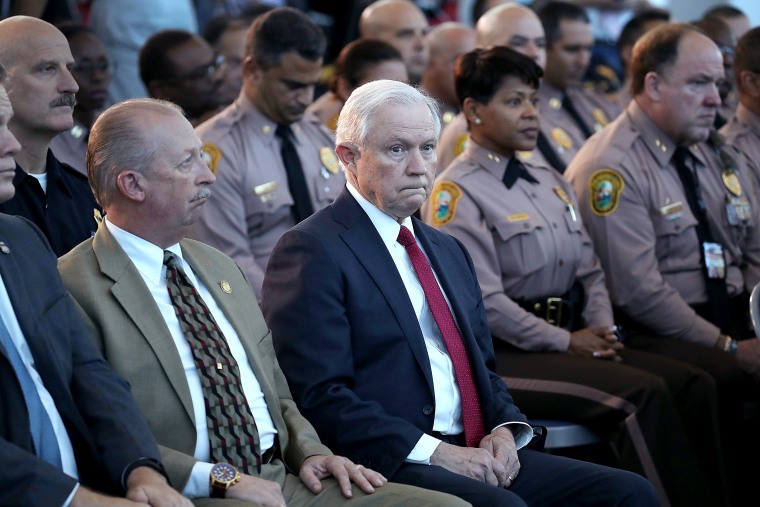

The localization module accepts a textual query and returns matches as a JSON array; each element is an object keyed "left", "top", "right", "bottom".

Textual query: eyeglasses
[
  {"left": 717, "top": 44, "right": 735, "bottom": 59},
  {"left": 166, "top": 54, "right": 226, "bottom": 82},
  {"left": 72, "top": 59, "right": 117, "bottom": 76}
]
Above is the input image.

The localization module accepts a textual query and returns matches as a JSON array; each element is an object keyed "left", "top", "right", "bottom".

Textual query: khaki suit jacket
[{"left": 58, "top": 223, "right": 331, "bottom": 490}]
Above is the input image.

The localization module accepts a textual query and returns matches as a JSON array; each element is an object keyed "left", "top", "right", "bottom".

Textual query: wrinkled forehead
[
  {"left": 497, "top": 15, "right": 544, "bottom": 43},
  {"left": 7, "top": 25, "right": 71, "bottom": 64}
]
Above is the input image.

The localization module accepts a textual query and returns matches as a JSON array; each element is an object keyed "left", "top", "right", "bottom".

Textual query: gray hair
[
  {"left": 87, "top": 98, "right": 183, "bottom": 208},
  {"left": 336, "top": 80, "right": 440, "bottom": 153}
]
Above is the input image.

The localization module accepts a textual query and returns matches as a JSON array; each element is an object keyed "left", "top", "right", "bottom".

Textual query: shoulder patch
[
  {"left": 430, "top": 181, "right": 462, "bottom": 226},
  {"left": 589, "top": 169, "right": 624, "bottom": 216},
  {"left": 320, "top": 147, "right": 339, "bottom": 174},
  {"left": 454, "top": 133, "right": 469, "bottom": 157},
  {"left": 201, "top": 142, "right": 222, "bottom": 175}
]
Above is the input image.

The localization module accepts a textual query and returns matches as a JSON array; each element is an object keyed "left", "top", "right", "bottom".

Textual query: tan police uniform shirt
[
  {"left": 49, "top": 120, "right": 89, "bottom": 175},
  {"left": 435, "top": 112, "right": 551, "bottom": 176},
  {"left": 436, "top": 111, "right": 468, "bottom": 174},
  {"left": 538, "top": 82, "right": 622, "bottom": 170},
  {"left": 421, "top": 139, "right": 613, "bottom": 351},
  {"left": 565, "top": 100, "right": 760, "bottom": 346},
  {"left": 720, "top": 102, "right": 760, "bottom": 192},
  {"left": 305, "top": 90, "right": 343, "bottom": 132},
  {"left": 191, "top": 94, "right": 344, "bottom": 300}
]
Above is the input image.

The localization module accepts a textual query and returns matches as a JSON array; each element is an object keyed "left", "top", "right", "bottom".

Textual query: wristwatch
[{"left": 210, "top": 463, "right": 240, "bottom": 498}]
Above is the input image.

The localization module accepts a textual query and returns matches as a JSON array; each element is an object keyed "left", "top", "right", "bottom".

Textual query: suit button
[{"left": 423, "top": 405, "right": 434, "bottom": 415}]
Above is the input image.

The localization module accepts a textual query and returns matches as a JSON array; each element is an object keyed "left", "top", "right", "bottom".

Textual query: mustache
[
  {"left": 191, "top": 187, "right": 212, "bottom": 202},
  {"left": 50, "top": 94, "right": 77, "bottom": 108}
]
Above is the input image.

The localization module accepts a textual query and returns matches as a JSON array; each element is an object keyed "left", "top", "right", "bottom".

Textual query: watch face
[{"left": 211, "top": 463, "right": 237, "bottom": 482}]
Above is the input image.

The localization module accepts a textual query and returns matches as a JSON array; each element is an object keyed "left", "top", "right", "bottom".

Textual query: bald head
[
  {"left": 421, "top": 22, "right": 476, "bottom": 108},
  {"left": 0, "top": 16, "right": 77, "bottom": 162},
  {"left": 476, "top": 3, "right": 546, "bottom": 69},
  {"left": 0, "top": 16, "right": 67, "bottom": 69},
  {"left": 359, "top": 0, "right": 429, "bottom": 84}
]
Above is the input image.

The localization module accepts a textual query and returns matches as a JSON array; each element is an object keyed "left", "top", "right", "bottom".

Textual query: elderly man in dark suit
[
  {"left": 0, "top": 65, "right": 189, "bottom": 507},
  {"left": 262, "top": 79, "right": 657, "bottom": 507}
]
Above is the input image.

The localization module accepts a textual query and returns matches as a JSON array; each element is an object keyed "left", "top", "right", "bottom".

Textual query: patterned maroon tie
[
  {"left": 396, "top": 226, "right": 486, "bottom": 447},
  {"left": 164, "top": 251, "right": 261, "bottom": 473}
]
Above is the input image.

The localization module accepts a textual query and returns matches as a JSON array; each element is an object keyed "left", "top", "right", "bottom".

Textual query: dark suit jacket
[
  {"left": 262, "top": 187, "right": 527, "bottom": 478},
  {"left": 0, "top": 150, "right": 100, "bottom": 256},
  {"left": 58, "top": 223, "right": 332, "bottom": 490},
  {"left": 0, "top": 214, "right": 162, "bottom": 507}
]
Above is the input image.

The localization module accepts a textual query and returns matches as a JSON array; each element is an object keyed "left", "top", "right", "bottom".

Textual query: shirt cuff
[
  {"left": 405, "top": 433, "right": 442, "bottom": 464},
  {"left": 182, "top": 461, "right": 214, "bottom": 499},
  {"left": 494, "top": 422, "right": 533, "bottom": 449},
  {"left": 62, "top": 483, "right": 79, "bottom": 507},
  {"left": 121, "top": 457, "right": 169, "bottom": 491}
]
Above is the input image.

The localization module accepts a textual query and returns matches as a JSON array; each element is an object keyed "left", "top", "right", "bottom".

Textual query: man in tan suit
[{"left": 57, "top": 98, "right": 468, "bottom": 507}]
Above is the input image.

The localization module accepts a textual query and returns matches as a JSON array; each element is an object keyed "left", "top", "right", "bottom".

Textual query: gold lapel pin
[{"left": 220, "top": 280, "right": 232, "bottom": 293}]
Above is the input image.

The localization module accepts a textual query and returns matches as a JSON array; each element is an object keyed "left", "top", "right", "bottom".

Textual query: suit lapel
[
  {"left": 333, "top": 191, "right": 435, "bottom": 393},
  {"left": 92, "top": 225, "right": 195, "bottom": 422}
]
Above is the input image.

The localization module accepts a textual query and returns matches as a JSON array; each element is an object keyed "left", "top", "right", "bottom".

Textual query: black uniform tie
[
  {"left": 671, "top": 147, "right": 731, "bottom": 332},
  {"left": 502, "top": 157, "right": 539, "bottom": 189},
  {"left": 275, "top": 125, "right": 314, "bottom": 223},
  {"left": 562, "top": 93, "right": 594, "bottom": 139}
]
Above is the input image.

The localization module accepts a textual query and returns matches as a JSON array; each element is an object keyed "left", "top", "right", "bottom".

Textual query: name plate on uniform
[{"left": 659, "top": 201, "right": 684, "bottom": 220}]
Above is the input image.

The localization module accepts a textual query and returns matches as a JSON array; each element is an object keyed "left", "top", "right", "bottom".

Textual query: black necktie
[
  {"left": 562, "top": 93, "right": 594, "bottom": 139},
  {"left": 502, "top": 157, "right": 539, "bottom": 189},
  {"left": 671, "top": 148, "right": 731, "bottom": 332},
  {"left": 275, "top": 125, "right": 314, "bottom": 223},
  {"left": 536, "top": 131, "right": 567, "bottom": 174}
]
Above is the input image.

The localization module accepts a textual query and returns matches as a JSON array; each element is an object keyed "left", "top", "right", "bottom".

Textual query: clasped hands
[
  {"left": 569, "top": 325, "right": 623, "bottom": 361},
  {"left": 429, "top": 426, "right": 519, "bottom": 488}
]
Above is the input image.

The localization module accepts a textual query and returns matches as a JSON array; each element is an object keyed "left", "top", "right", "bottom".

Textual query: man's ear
[
  {"left": 739, "top": 69, "right": 760, "bottom": 98},
  {"left": 116, "top": 170, "right": 146, "bottom": 203},
  {"left": 336, "top": 143, "right": 358, "bottom": 175},
  {"left": 335, "top": 77, "right": 353, "bottom": 102},
  {"left": 643, "top": 71, "right": 662, "bottom": 101},
  {"left": 243, "top": 56, "right": 262, "bottom": 85}
]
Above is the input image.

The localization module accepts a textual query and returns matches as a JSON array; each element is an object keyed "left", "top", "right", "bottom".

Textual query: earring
[{"left": 474, "top": 118, "right": 482, "bottom": 125}]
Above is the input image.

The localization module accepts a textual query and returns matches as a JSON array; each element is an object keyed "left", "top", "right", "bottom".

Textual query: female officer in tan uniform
[{"left": 422, "top": 46, "right": 728, "bottom": 507}]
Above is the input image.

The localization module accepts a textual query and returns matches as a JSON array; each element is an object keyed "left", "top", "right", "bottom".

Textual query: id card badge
[{"left": 703, "top": 242, "right": 726, "bottom": 280}]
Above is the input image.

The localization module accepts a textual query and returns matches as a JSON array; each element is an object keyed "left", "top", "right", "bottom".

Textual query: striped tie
[{"left": 164, "top": 251, "right": 261, "bottom": 473}]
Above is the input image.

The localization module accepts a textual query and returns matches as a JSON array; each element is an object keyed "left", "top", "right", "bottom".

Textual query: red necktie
[{"left": 397, "top": 226, "right": 486, "bottom": 447}]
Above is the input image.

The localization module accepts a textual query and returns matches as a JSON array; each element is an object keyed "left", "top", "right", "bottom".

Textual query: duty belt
[{"left": 514, "top": 282, "right": 584, "bottom": 331}]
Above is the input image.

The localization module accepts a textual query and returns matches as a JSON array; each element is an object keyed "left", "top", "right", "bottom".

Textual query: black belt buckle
[{"left": 545, "top": 297, "right": 563, "bottom": 326}]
